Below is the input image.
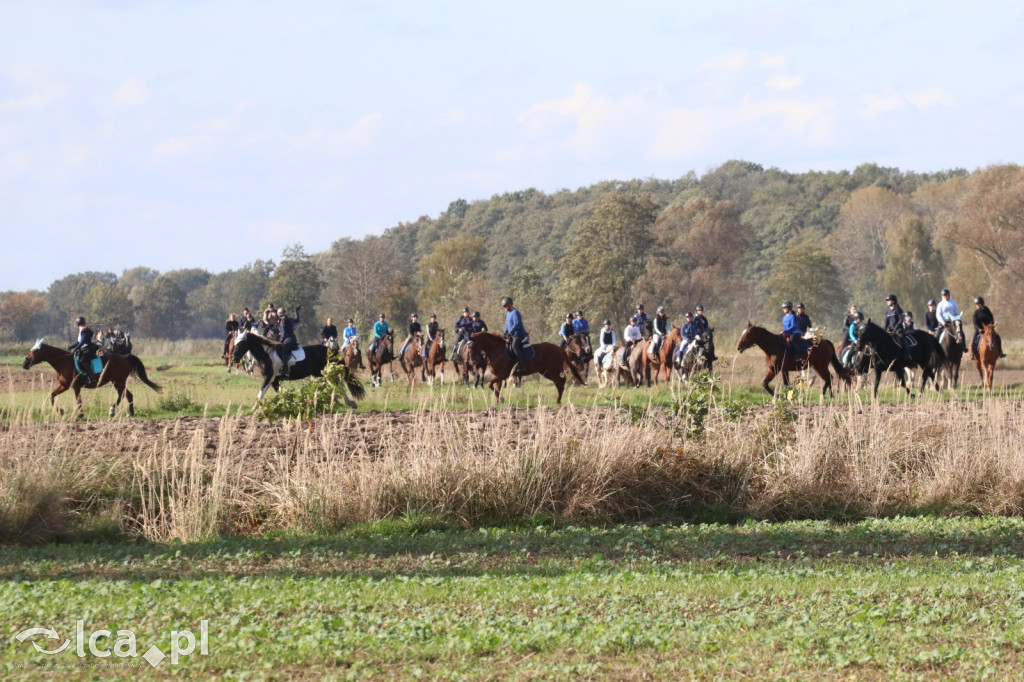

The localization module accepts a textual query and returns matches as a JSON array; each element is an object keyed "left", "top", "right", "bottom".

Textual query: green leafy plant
[{"left": 254, "top": 362, "right": 363, "bottom": 424}]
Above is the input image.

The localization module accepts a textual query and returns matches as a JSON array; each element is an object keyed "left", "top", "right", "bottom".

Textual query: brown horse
[
  {"left": 641, "top": 326, "right": 680, "bottom": 386},
  {"left": 973, "top": 323, "right": 1000, "bottom": 390},
  {"left": 398, "top": 334, "right": 424, "bottom": 385},
  {"left": 368, "top": 331, "right": 395, "bottom": 387},
  {"left": 225, "top": 330, "right": 255, "bottom": 375},
  {"left": 736, "top": 323, "right": 850, "bottom": 397},
  {"left": 423, "top": 329, "right": 446, "bottom": 385},
  {"left": 343, "top": 337, "right": 364, "bottom": 371},
  {"left": 565, "top": 334, "right": 592, "bottom": 383},
  {"left": 470, "top": 331, "right": 585, "bottom": 404},
  {"left": 453, "top": 337, "right": 488, "bottom": 388},
  {"left": 22, "top": 340, "right": 162, "bottom": 417}
]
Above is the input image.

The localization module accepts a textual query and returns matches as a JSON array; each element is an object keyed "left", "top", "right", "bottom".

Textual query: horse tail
[
  {"left": 342, "top": 365, "right": 366, "bottom": 400},
  {"left": 129, "top": 355, "right": 162, "bottom": 393},
  {"left": 830, "top": 346, "right": 852, "bottom": 386},
  {"left": 563, "top": 349, "right": 587, "bottom": 386}
]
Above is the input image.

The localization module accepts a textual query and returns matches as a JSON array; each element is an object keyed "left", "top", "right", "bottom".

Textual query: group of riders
[
  {"left": 66, "top": 317, "right": 133, "bottom": 384},
  {"left": 780, "top": 288, "right": 1006, "bottom": 369}
]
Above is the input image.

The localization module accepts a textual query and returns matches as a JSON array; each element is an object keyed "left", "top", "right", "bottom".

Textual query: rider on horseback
[
  {"left": 676, "top": 311, "right": 696, "bottom": 359},
  {"left": 622, "top": 315, "right": 642, "bottom": 367},
  {"left": 649, "top": 306, "right": 669, "bottom": 356},
  {"left": 924, "top": 300, "right": 940, "bottom": 336},
  {"left": 400, "top": 312, "right": 421, "bottom": 357},
  {"left": 840, "top": 305, "right": 859, "bottom": 349},
  {"left": 634, "top": 304, "right": 650, "bottom": 336},
  {"left": 423, "top": 313, "right": 439, "bottom": 358},
  {"left": 69, "top": 316, "right": 100, "bottom": 384},
  {"left": 558, "top": 313, "right": 574, "bottom": 348},
  {"left": 275, "top": 306, "right": 301, "bottom": 377},
  {"left": 884, "top": 294, "right": 913, "bottom": 362},
  {"left": 341, "top": 318, "right": 358, "bottom": 350},
  {"left": 902, "top": 311, "right": 917, "bottom": 331},
  {"left": 107, "top": 329, "right": 131, "bottom": 356},
  {"left": 370, "top": 313, "right": 389, "bottom": 357},
  {"left": 795, "top": 303, "right": 811, "bottom": 334},
  {"left": 321, "top": 317, "right": 338, "bottom": 344},
  {"left": 596, "top": 319, "right": 617, "bottom": 368},
  {"left": 781, "top": 301, "right": 808, "bottom": 361},
  {"left": 502, "top": 297, "right": 528, "bottom": 373},
  {"left": 841, "top": 311, "right": 864, "bottom": 367},
  {"left": 262, "top": 303, "right": 279, "bottom": 338},
  {"left": 224, "top": 313, "right": 240, "bottom": 359},
  {"left": 454, "top": 307, "right": 474, "bottom": 356},
  {"left": 693, "top": 305, "right": 716, "bottom": 362},
  {"left": 971, "top": 296, "right": 1006, "bottom": 358},
  {"left": 470, "top": 311, "right": 488, "bottom": 335},
  {"left": 572, "top": 310, "right": 591, "bottom": 352}
]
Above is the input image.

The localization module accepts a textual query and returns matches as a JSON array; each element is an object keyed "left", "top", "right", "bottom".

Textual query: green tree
[
  {"left": 83, "top": 283, "right": 135, "bottom": 331},
  {"left": 881, "top": 217, "right": 945, "bottom": 316},
  {"left": 118, "top": 266, "right": 160, "bottom": 304},
  {"left": 551, "top": 193, "right": 658, "bottom": 327},
  {"left": 268, "top": 244, "right": 323, "bottom": 340},
  {"left": 47, "top": 272, "right": 118, "bottom": 336},
  {"left": 765, "top": 242, "right": 849, "bottom": 331},
  {"left": 135, "top": 277, "right": 187, "bottom": 339},
  {"left": 506, "top": 264, "right": 551, "bottom": 331},
  {"left": 417, "top": 235, "right": 487, "bottom": 310}
]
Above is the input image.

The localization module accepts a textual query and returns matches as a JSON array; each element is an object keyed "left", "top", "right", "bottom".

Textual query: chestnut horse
[
  {"left": 398, "top": 334, "right": 424, "bottom": 385},
  {"left": 423, "top": 329, "right": 446, "bottom": 385},
  {"left": 641, "top": 325, "right": 680, "bottom": 385},
  {"left": 973, "top": 323, "right": 1000, "bottom": 390},
  {"left": 453, "top": 337, "right": 489, "bottom": 388},
  {"left": 565, "top": 334, "right": 592, "bottom": 383},
  {"left": 368, "top": 331, "right": 396, "bottom": 387},
  {"left": 22, "top": 340, "right": 162, "bottom": 417},
  {"left": 343, "top": 337, "right": 364, "bottom": 371},
  {"left": 470, "top": 331, "right": 585, "bottom": 404},
  {"left": 736, "top": 323, "right": 849, "bottom": 397}
]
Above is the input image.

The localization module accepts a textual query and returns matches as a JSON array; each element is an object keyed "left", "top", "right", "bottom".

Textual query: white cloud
[
  {"left": 326, "top": 113, "right": 383, "bottom": 157},
  {"left": 649, "top": 108, "right": 722, "bottom": 160},
  {"left": 517, "top": 83, "right": 593, "bottom": 132},
  {"left": 740, "top": 95, "right": 836, "bottom": 144},
  {"left": 760, "top": 54, "right": 789, "bottom": 70},
  {"left": 766, "top": 75, "right": 802, "bottom": 91},
  {"left": 153, "top": 135, "right": 216, "bottom": 159},
  {"left": 906, "top": 87, "right": 953, "bottom": 110},
  {"left": 695, "top": 50, "right": 747, "bottom": 73},
  {"left": 115, "top": 77, "right": 150, "bottom": 106},
  {"left": 0, "top": 65, "right": 64, "bottom": 112},
  {"left": 861, "top": 93, "right": 905, "bottom": 115}
]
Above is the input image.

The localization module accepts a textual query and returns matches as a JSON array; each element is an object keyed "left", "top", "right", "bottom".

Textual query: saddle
[{"left": 504, "top": 336, "right": 536, "bottom": 363}]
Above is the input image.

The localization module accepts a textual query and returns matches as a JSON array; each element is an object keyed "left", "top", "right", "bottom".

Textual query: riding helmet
[
  {"left": 885, "top": 294, "right": 897, "bottom": 303},
  {"left": 430, "top": 313, "right": 437, "bottom": 319},
  {"left": 463, "top": 307, "right": 470, "bottom": 313},
  {"left": 636, "top": 303, "right": 645, "bottom": 309},
  {"left": 565, "top": 313, "right": 573, "bottom": 320},
  {"left": 975, "top": 296, "right": 985, "bottom": 304},
  {"left": 657, "top": 306, "right": 665, "bottom": 313},
  {"left": 941, "top": 288, "right": 951, "bottom": 296},
  {"left": 410, "top": 312, "right": 418, "bottom": 318},
  {"left": 781, "top": 301, "right": 793, "bottom": 310},
  {"left": 75, "top": 316, "right": 86, "bottom": 326},
  {"left": 903, "top": 311, "right": 913, "bottom": 318},
  {"left": 685, "top": 311, "right": 694, "bottom": 318},
  {"left": 379, "top": 313, "right": 386, "bottom": 319},
  {"left": 603, "top": 319, "right": 611, "bottom": 325},
  {"left": 630, "top": 315, "right": 638, "bottom": 323},
  {"left": 695, "top": 305, "right": 704, "bottom": 312},
  {"left": 500, "top": 297, "right": 513, "bottom": 307},
  {"left": 347, "top": 318, "right": 354, "bottom": 323},
  {"left": 927, "top": 299, "right": 938, "bottom": 306},
  {"left": 473, "top": 311, "right": 481, "bottom": 318},
  {"left": 856, "top": 312, "right": 864, "bottom": 321},
  {"left": 796, "top": 302, "right": 805, "bottom": 309},
  {"left": 576, "top": 310, "right": 584, "bottom": 316}
]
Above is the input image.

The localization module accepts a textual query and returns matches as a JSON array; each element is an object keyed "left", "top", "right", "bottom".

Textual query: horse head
[
  {"left": 23, "top": 338, "right": 46, "bottom": 369},
  {"left": 325, "top": 337, "right": 339, "bottom": 351},
  {"left": 231, "top": 329, "right": 252, "bottom": 363},
  {"left": 736, "top": 322, "right": 755, "bottom": 353}
]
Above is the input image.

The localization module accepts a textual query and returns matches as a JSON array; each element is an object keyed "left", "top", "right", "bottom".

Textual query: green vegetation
[{"left": 3, "top": 517, "right": 1024, "bottom": 679}]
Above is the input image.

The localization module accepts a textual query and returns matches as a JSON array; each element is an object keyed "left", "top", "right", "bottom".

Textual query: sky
[{"left": 2, "top": 0, "right": 1023, "bottom": 292}]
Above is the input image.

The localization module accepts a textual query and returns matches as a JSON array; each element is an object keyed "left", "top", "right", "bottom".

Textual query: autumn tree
[
  {"left": 880, "top": 217, "right": 945, "bottom": 316},
  {"left": 0, "top": 291, "right": 50, "bottom": 341},
  {"left": 83, "top": 282, "right": 134, "bottom": 331},
  {"left": 417, "top": 235, "right": 487, "bottom": 310},
  {"left": 135, "top": 276, "right": 187, "bottom": 339},
  {"left": 318, "top": 236, "right": 413, "bottom": 327},
  {"left": 267, "top": 244, "right": 323, "bottom": 340},
  {"left": 47, "top": 272, "right": 118, "bottom": 336},
  {"left": 765, "top": 242, "right": 848, "bottom": 330}
]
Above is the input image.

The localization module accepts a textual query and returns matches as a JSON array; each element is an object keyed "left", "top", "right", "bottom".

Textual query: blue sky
[{"left": 2, "top": 1, "right": 1022, "bottom": 292}]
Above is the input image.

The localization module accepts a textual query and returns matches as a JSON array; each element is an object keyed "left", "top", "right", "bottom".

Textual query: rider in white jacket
[
  {"left": 595, "top": 319, "right": 617, "bottom": 366},
  {"left": 936, "top": 288, "right": 960, "bottom": 323}
]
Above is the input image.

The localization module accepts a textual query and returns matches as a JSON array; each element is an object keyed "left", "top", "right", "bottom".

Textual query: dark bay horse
[
  {"left": 343, "top": 337, "right": 364, "bottom": 372},
  {"left": 736, "top": 323, "right": 849, "bottom": 397},
  {"left": 368, "top": 331, "right": 395, "bottom": 387},
  {"left": 973, "top": 323, "right": 1000, "bottom": 390},
  {"left": 453, "top": 336, "right": 488, "bottom": 388},
  {"left": 398, "top": 335, "right": 424, "bottom": 385},
  {"left": 676, "top": 329, "right": 715, "bottom": 381},
  {"left": 231, "top": 329, "right": 364, "bottom": 405},
  {"left": 855, "top": 320, "right": 943, "bottom": 397},
  {"left": 423, "top": 329, "right": 446, "bottom": 385},
  {"left": 565, "top": 334, "right": 592, "bottom": 383},
  {"left": 937, "top": 316, "right": 965, "bottom": 390},
  {"left": 470, "top": 332, "right": 585, "bottom": 404},
  {"left": 22, "top": 340, "right": 161, "bottom": 417}
]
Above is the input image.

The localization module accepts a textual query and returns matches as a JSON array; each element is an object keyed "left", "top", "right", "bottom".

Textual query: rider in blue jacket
[
  {"left": 781, "top": 301, "right": 806, "bottom": 358},
  {"left": 503, "top": 297, "right": 528, "bottom": 372},
  {"left": 276, "top": 306, "right": 301, "bottom": 376}
]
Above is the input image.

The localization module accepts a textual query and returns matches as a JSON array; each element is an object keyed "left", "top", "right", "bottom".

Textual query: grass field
[
  {"left": 4, "top": 340, "right": 1024, "bottom": 678},
  {"left": 3, "top": 517, "right": 1024, "bottom": 679}
]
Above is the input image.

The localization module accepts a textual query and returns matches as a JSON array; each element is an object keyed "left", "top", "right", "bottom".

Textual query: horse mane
[{"left": 247, "top": 332, "right": 282, "bottom": 348}]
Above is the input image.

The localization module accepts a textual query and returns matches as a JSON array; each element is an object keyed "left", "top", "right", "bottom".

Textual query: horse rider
[
  {"left": 595, "top": 319, "right": 617, "bottom": 368},
  {"left": 69, "top": 316, "right": 100, "bottom": 384},
  {"left": 370, "top": 313, "right": 389, "bottom": 358},
  {"left": 971, "top": 296, "right": 1006, "bottom": 358},
  {"left": 936, "top": 288, "right": 960, "bottom": 324},
  {"left": 572, "top": 310, "right": 591, "bottom": 350},
  {"left": 884, "top": 294, "right": 912, "bottom": 361},
  {"left": 795, "top": 303, "right": 812, "bottom": 335},
  {"left": 622, "top": 315, "right": 642, "bottom": 367},
  {"left": 223, "top": 313, "right": 240, "bottom": 359},
  {"left": 781, "top": 301, "right": 807, "bottom": 360},
  {"left": 400, "top": 312, "right": 422, "bottom": 357},
  {"left": 275, "top": 306, "right": 301, "bottom": 377},
  {"left": 902, "top": 311, "right": 917, "bottom": 331},
  {"left": 634, "top": 304, "right": 650, "bottom": 336},
  {"left": 321, "top": 317, "right": 338, "bottom": 344},
  {"left": 502, "top": 296, "right": 528, "bottom": 373},
  {"left": 924, "top": 300, "right": 941, "bottom": 336},
  {"left": 676, "top": 311, "right": 696, "bottom": 359},
  {"left": 841, "top": 311, "right": 865, "bottom": 367},
  {"left": 454, "top": 307, "right": 474, "bottom": 356},
  {"left": 107, "top": 329, "right": 132, "bottom": 356},
  {"left": 840, "top": 305, "right": 859, "bottom": 348},
  {"left": 558, "top": 313, "right": 574, "bottom": 348},
  {"left": 341, "top": 318, "right": 358, "bottom": 351},
  {"left": 470, "top": 311, "right": 488, "bottom": 335},
  {"left": 693, "top": 305, "right": 715, "bottom": 361},
  {"left": 241, "top": 307, "right": 258, "bottom": 332},
  {"left": 262, "top": 303, "right": 279, "bottom": 338},
  {"left": 423, "top": 313, "right": 440, "bottom": 359},
  {"left": 649, "top": 306, "right": 669, "bottom": 357}
]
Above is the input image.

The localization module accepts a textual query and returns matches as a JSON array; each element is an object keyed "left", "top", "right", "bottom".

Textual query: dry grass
[{"left": 3, "top": 397, "right": 1024, "bottom": 544}]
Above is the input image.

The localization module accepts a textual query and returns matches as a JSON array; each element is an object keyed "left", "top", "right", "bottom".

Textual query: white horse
[{"left": 594, "top": 346, "right": 623, "bottom": 388}]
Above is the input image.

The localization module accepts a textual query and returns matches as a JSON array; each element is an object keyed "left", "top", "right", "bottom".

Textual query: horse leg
[
  {"left": 762, "top": 367, "right": 777, "bottom": 396},
  {"left": 553, "top": 374, "right": 567, "bottom": 404},
  {"left": 126, "top": 388, "right": 135, "bottom": 417},
  {"left": 488, "top": 375, "right": 503, "bottom": 402}
]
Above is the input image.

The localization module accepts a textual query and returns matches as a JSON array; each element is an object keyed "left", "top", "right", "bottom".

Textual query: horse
[
  {"left": 22, "top": 340, "right": 162, "bottom": 417},
  {"left": 656, "top": 326, "right": 682, "bottom": 384},
  {"left": 676, "top": 330, "right": 715, "bottom": 381},
  {"left": 368, "top": 331, "right": 396, "bottom": 387},
  {"left": 854, "top": 320, "right": 943, "bottom": 397},
  {"left": 838, "top": 341, "right": 873, "bottom": 390},
  {"left": 628, "top": 340, "right": 648, "bottom": 388},
  {"left": 452, "top": 336, "right": 489, "bottom": 388},
  {"left": 470, "top": 331, "right": 585, "bottom": 404},
  {"left": 565, "top": 334, "right": 592, "bottom": 383},
  {"left": 593, "top": 344, "right": 627, "bottom": 388},
  {"left": 937, "top": 316, "right": 965, "bottom": 390},
  {"left": 973, "top": 323, "right": 1000, "bottom": 390},
  {"left": 342, "top": 337, "right": 364, "bottom": 372},
  {"left": 423, "top": 329, "right": 446, "bottom": 385},
  {"left": 230, "top": 329, "right": 364, "bottom": 405},
  {"left": 398, "top": 334, "right": 424, "bottom": 385},
  {"left": 736, "top": 323, "right": 850, "bottom": 397}
]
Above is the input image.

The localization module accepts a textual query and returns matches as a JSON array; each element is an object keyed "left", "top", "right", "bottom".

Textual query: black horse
[
  {"left": 231, "top": 329, "right": 363, "bottom": 405},
  {"left": 856, "top": 320, "right": 944, "bottom": 397}
]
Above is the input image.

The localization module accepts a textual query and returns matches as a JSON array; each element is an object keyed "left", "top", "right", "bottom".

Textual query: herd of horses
[{"left": 20, "top": 316, "right": 1004, "bottom": 418}]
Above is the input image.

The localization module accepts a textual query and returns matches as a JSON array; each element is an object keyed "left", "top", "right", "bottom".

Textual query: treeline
[{"left": 4, "top": 160, "right": 1023, "bottom": 344}]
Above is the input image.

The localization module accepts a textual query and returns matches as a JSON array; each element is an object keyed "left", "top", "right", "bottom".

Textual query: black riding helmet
[
  {"left": 941, "top": 288, "right": 951, "bottom": 296},
  {"left": 885, "top": 294, "right": 898, "bottom": 303},
  {"left": 473, "top": 311, "right": 481, "bottom": 318},
  {"left": 500, "top": 297, "right": 513, "bottom": 307},
  {"left": 565, "top": 313, "right": 573, "bottom": 320},
  {"left": 927, "top": 299, "right": 938, "bottom": 307},
  {"left": 603, "top": 319, "right": 611, "bottom": 325},
  {"left": 781, "top": 301, "right": 793, "bottom": 310},
  {"left": 75, "top": 316, "right": 86, "bottom": 326},
  {"left": 975, "top": 296, "right": 985, "bottom": 304}
]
